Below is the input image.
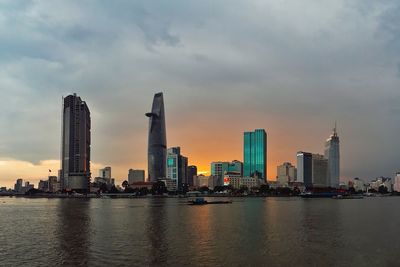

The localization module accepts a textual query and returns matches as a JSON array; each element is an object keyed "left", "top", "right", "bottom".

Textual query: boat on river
[
  {"left": 188, "top": 197, "right": 232, "bottom": 205},
  {"left": 300, "top": 192, "right": 339, "bottom": 198},
  {"left": 332, "top": 195, "right": 364, "bottom": 199}
]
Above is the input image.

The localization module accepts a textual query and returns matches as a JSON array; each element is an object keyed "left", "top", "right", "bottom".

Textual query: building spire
[{"left": 333, "top": 121, "right": 337, "bottom": 137}]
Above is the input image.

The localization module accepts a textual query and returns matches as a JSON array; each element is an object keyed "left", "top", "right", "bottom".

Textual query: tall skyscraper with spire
[
  {"left": 146, "top": 92, "right": 167, "bottom": 182},
  {"left": 61, "top": 94, "right": 91, "bottom": 193},
  {"left": 324, "top": 122, "right": 340, "bottom": 188}
]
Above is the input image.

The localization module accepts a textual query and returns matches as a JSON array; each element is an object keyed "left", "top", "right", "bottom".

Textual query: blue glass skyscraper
[{"left": 243, "top": 129, "right": 267, "bottom": 180}]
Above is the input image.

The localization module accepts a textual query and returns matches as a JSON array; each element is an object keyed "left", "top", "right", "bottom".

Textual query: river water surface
[{"left": 0, "top": 197, "right": 399, "bottom": 266}]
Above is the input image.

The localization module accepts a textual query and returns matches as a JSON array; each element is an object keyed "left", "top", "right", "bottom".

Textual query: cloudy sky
[{"left": 1, "top": 0, "right": 400, "bottom": 188}]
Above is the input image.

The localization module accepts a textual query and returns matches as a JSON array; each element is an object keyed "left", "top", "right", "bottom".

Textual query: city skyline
[
  {"left": 0, "top": 91, "right": 398, "bottom": 188},
  {"left": 0, "top": 90, "right": 396, "bottom": 189},
  {"left": 1, "top": 1, "right": 400, "bottom": 187}
]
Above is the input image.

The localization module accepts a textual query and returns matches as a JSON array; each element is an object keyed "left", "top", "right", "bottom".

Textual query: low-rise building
[
  {"left": 48, "top": 176, "right": 59, "bottom": 193},
  {"left": 223, "top": 172, "right": 261, "bottom": 189},
  {"left": 352, "top": 178, "right": 366, "bottom": 192},
  {"left": 194, "top": 175, "right": 218, "bottom": 190},
  {"left": 130, "top": 182, "right": 154, "bottom": 190},
  {"left": 14, "top": 179, "right": 34, "bottom": 194},
  {"left": 159, "top": 178, "right": 178, "bottom": 192},
  {"left": 128, "top": 169, "right": 145, "bottom": 184},
  {"left": 38, "top": 180, "right": 49, "bottom": 192},
  {"left": 223, "top": 171, "right": 242, "bottom": 187},
  {"left": 369, "top": 177, "right": 392, "bottom": 192},
  {"left": 240, "top": 177, "right": 261, "bottom": 189},
  {"left": 277, "top": 162, "right": 297, "bottom": 186}
]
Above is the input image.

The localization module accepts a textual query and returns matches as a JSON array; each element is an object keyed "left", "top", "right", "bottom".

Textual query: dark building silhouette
[
  {"left": 61, "top": 94, "right": 91, "bottom": 192},
  {"left": 297, "top": 151, "right": 313, "bottom": 188},
  {"left": 146, "top": 92, "right": 167, "bottom": 182},
  {"left": 187, "top": 165, "right": 197, "bottom": 187}
]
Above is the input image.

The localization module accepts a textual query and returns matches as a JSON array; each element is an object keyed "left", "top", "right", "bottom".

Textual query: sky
[{"left": 1, "top": 0, "right": 400, "bottom": 188}]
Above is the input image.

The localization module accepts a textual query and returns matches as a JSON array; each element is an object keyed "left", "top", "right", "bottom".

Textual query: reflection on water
[
  {"left": 57, "top": 199, "right": 91, "bottom": 266},
  {"left": 146, "top": 198, "right": 168, "bottom": 266},
  {"left": 297, "top": 199, "right": 343, "bottom": 266},
  {"left": 2, "top": 197, "right": 400, "bottom": 266},
  {"left": 186, "top": 202, "right": 214, "bottom": 263}
]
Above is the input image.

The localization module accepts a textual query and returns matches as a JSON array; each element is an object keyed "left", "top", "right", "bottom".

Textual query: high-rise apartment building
[
  {"left": 244, "top": 129, "right": 267, "bottom": 180},
  {"left": 324, "top": 123, "right": 340, "bottom": 188},
  {"left": 146, "top": 92, "right": 167, "bottom": 182},
  {"left": 61, "top": 94, "right": 91, "bottom": 193}
]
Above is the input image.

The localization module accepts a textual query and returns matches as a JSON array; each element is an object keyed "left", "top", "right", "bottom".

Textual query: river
[{"left": 0, "top": 197, "right": 399, "bottom": 266}]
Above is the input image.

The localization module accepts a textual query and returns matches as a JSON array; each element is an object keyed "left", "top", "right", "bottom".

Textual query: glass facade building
[
  {"left": 166, "top": 147, "right": 188, "bottom": 190},
  {"left": 243, "top": 129, "right": 267, "bottom": 180}
]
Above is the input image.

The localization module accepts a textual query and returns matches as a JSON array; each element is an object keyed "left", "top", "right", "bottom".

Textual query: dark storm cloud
[{"left": 0, "top": 0, "right": 400, "bottom": 183}]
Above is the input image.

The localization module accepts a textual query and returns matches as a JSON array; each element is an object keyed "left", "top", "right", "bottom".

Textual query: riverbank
[{"left": 0, "top": 192, "right": 397, "bottom": 199}]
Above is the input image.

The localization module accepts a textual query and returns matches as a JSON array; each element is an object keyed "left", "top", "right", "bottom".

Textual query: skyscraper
[
  {"left": 61, "top": 94, "right": 91, "bottom": 193},
  {"left": 324, "top": 123, "right": 340, "bottom": 188},
  {"left": 312, "top": 154, "right": 329, "bottom": 187},
  {"left": 146, "top": 92, "right": 167, "bottom": 182},
  {"left": 297, "top": 151, "right": 313, "bottom": 188},
  {"left": 166, "top": 147, "right": 188, "bottom": 190},
  {"left": 244, "top": 129, "right": 267, "bottom": 180},
  {"left": 187, "top": 165, "right": 197, "bottom": 186},
  {"left": 297, "top": 152, "right": 329, "bottom": 188}
]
